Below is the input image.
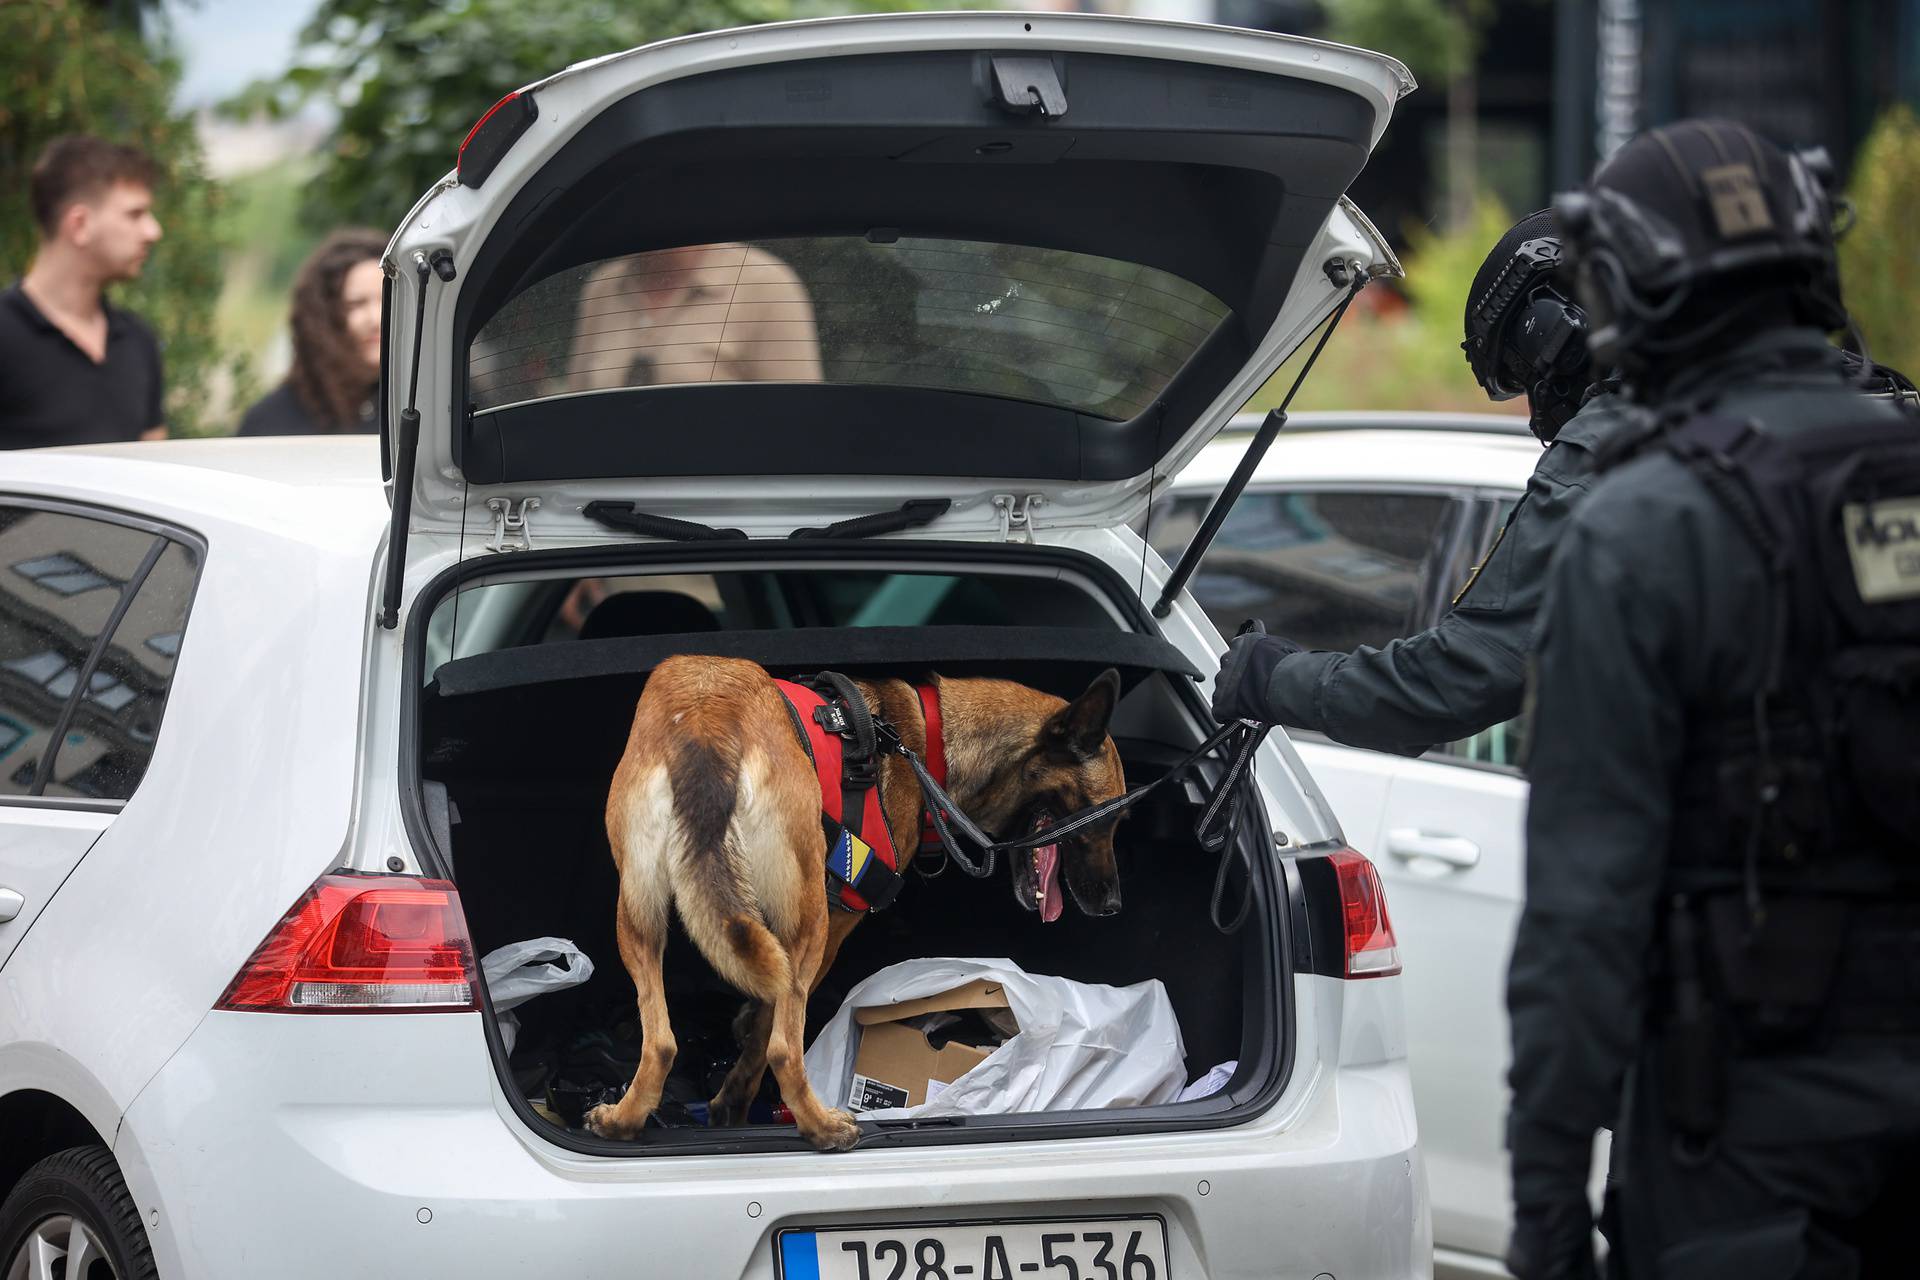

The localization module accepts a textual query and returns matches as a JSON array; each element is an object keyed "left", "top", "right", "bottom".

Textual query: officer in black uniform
[
  {"left": 1210, "top": 210, "right": 1634, "bottom": 752},
  {"left": 1506, "top": 119, "right": 1920, "bottom": 1279}
]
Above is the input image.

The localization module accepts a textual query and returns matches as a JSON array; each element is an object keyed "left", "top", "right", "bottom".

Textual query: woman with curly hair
[{"left": 238, "top": 228, "right": 386, "bottom": 435}]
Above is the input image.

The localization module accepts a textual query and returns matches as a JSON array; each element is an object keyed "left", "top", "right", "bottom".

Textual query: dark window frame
[{"left": 0, "top": 494, "right": 207, "bottom": 813}]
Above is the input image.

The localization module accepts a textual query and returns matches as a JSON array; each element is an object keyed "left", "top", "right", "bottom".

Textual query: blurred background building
[{"left": 1113, "top": 0, "right": 1920, "bottom": 241}]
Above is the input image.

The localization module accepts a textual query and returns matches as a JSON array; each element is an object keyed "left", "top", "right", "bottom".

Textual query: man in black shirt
[{"left": 0, "top": 135, "right": 166, "bottom": 450}]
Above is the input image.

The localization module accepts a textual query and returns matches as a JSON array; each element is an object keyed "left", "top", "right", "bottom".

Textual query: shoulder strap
[
  {"left": 915, "top": 682, "right": 948, "bottom": 851},
  {"left": 809, "top": 671, "right": 879, "bottom": 840},
  {"left": 797, "top": 671, "right": 905, "bottom": 913},
  {"left": 1661, "top": 414, "right": 1800, "bottom": 565},
  {"left": 1776, "top": 415, "right": 1920, "bottom": 465},
  {"left": 1660, "top": 414, "right": 1816, "bottom": 706},
  {"left": 1591, "top": 408, "right": 1667, "bottom": 472}
]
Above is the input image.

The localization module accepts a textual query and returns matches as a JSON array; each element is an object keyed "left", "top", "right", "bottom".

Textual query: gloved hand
[
  {"left": 1505, "top": 1198, "right": 1600, "bottom": 1280},
  {"left": 1506, "top": 1114, "right": 1600, "bottom": 1280},
  {"left": 1210, "top": 631, "right": 1305, "bottom": 723}
]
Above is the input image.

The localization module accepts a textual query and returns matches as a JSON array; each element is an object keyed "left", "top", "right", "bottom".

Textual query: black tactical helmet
[
  {"left": 1462, "top": 210, "right": 1593, "bottom": 441},
  {"left": 1552, "top": 119, "right": 1845, "bottom": 377}
]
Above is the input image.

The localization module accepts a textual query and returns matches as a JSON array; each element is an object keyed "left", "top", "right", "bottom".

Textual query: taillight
[
  {"left": 216, "top": 873, "right": 478, "bottom": 1012},
  {"left": 1329, "top": 849, "right": 1401, "bottom": 978}
]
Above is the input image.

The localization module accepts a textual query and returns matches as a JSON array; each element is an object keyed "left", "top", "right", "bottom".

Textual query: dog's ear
[{"left": 1040, "top": 668, "right": 1122, "bottom": 761}]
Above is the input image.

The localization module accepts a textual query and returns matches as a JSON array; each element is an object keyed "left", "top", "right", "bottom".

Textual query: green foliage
[
  {"left": 1839, "top": 103, "right": 1920, "bottom": 381},
  {"left": 0, "top": 0, "right": 234, "bottom": 436},
  {"left": 206, "top": 161, "right": 325, "bottom": 424},
  {"left": 1249, "top": 197, "right": 1519, "bottom": 415},
  {"left": 1326, "top": 0, "right": 1495, "bottom": 87},
  {"left": 231, "top": 0, "right": 848, "bottom": 230}
]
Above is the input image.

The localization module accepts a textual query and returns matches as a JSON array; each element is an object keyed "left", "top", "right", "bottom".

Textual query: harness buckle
[{"left": 844, "top": 753, "right": 879, "bottom": 788}]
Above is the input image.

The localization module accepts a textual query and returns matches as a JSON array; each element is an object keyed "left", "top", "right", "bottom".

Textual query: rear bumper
[{"left": 121, "top": 1011, "right": 1426, "bottom": 1279}]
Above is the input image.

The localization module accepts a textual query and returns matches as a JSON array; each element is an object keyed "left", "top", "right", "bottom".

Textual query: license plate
[{"left": 777, "top": 1216, "right": 1168, "bottom": 1280}]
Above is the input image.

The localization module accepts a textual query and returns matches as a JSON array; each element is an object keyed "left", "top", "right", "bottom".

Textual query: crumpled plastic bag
[
  {"left": 1178, "top": 1059, "right": 1238, "bottom": 1101},
  {"left": 803, "top": 957, "right": 1187, "bottom": 1120},
  {"left": 481, "top": 937, "right": 595, "bottom": 1055}
]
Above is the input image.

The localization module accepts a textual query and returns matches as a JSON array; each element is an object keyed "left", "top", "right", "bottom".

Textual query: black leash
[
  {"left": 810, "top": 622, "right": 1278, "bottom": 934},
  {"left": 884, "top": 709, "right": 1272, "bottom": 934}
]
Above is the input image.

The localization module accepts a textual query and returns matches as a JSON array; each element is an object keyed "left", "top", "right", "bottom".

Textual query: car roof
[
  {"left": 3, "top": 436, "right": 389, "bottom": 544},
  {"left": 1169, "top": 409, "right": 1543, "bottom": 492}
]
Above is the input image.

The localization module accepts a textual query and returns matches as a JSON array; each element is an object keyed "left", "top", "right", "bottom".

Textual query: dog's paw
[
  {"left": 804, "top": 1108, "right": 862, "bottom": 1153},
  {"left": 584, "top": 1102, "right": 642, "bottom": 1140}
]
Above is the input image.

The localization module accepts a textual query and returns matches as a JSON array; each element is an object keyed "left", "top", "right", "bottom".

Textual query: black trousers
[{"left": 1605, "top": 1036, "right": 1920, "bottom": 1279}]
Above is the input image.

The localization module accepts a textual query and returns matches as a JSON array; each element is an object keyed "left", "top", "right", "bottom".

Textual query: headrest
[{"left": 578, "top": 590, "right": 720, "bottom": 640}]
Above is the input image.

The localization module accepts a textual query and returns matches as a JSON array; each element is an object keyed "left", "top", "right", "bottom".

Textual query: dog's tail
[{"left": 667, "top": 736, "right": 791, "bottom": 1002}]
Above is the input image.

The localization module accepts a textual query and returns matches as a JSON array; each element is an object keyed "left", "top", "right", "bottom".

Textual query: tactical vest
[
  {"left": 1632, "top": 409, "right": 1920, "bottom": 1070},
  {"left": 1644, "top": 411, "right": 1920, "bottom": 904}
]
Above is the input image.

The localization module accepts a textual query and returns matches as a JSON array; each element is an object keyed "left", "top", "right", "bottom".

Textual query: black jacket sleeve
[{"left": 1257, "top": 401, "right": 1624, "bottom": 755}]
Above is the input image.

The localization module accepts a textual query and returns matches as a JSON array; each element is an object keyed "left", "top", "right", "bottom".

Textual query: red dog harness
[
  {"left": 916, "top": 682, "right": 948, "bottom": 853},
  {"left": 773, "top": 676, "right": 948, "bottom": 913}
]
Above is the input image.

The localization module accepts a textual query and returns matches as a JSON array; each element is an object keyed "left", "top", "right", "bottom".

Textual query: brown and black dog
[{"left": 582, "top": 656, "right": 1128, "bottom": 1151}]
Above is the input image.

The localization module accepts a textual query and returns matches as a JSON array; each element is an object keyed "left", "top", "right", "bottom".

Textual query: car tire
[{"left": 0, "top": 1144, "right": 158, "bottom": 1280}]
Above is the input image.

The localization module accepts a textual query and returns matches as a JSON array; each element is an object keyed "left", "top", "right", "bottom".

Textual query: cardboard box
[{"left": 847, "top": 978, "right": 1012, "bottom": 1111}]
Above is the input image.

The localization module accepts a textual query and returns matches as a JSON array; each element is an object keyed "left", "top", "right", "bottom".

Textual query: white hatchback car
[
  {"left": 0, "top": 14, "right": 1432, "bottom": 1280},
  {"left": 1154, "top": 412, "right": 1585, "bottom": 1279}
]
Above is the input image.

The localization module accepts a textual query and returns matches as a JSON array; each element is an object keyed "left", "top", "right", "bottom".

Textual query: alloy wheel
[{"left": 5, "top": 1214, "right": 116, "bottom": 1280}]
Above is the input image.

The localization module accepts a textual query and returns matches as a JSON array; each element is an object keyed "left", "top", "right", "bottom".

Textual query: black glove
[
  {"left": 1210, "top": 631, "right": 1305, "bottom": 723},
  {"left": 1506, "top": 1199, "right": 1599, "bottom": 1280},
  {"left": 1506, "top": 1114, "right": 1600, "bottom": 1280}
]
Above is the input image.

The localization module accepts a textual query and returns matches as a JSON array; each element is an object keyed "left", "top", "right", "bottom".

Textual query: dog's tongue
[{"left": 1036, "top": 843, "right": 1063, "bottom": 923}]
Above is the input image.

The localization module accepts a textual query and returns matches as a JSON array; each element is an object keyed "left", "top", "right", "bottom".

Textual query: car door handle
[
  {"left": 1384, "top": 829, "right": 1481, "bottom": 869},
  {"left": 0, "top": 888, "right": 22, "bottom": 924}
]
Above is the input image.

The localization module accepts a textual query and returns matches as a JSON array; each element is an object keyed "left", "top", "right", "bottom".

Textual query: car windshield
[{"left": 468, "top": 237, "right": 1230, "bottom": 421}]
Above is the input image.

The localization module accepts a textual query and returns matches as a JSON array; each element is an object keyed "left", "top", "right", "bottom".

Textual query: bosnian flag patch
[{"left": 827, "top": 828, "right": 876, "bottom": 889}]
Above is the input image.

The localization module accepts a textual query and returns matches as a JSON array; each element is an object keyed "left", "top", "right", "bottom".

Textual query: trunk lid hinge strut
[
  {"left": 1152, "top": 265, "right": 1367, "bottom": 618},
  {"left": 486, "top": 496, "right": 540, "bottom": 552},
  {"left": 993, "top": 493, "right": 1043, "bottom": 543},
  {"left": 377, "top": 246, "right": 457, "bottom": 629}
]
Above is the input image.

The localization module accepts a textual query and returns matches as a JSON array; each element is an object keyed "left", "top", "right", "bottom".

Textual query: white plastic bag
[
  {"left": 1177, "top": 1059, "right": 1238, "bottom": 1101},
  {"left": 803, "top": 957, "right": 1187, "bottom": 1120},
  {"left": 481, "top": 937, "right": 595, "bottom": 1055}
]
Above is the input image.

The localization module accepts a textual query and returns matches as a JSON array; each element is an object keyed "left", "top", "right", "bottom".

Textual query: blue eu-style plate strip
[{"left": 780, "top": 1233, "right": 821, "bottom": 1280}]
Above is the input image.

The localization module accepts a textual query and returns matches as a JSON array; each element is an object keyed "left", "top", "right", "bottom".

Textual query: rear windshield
[{"left": 468, "top": 238, "right": 1230, "bottom": 421}]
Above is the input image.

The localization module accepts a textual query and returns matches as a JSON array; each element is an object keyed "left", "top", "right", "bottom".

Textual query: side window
[
  {"left": 1432, "top": 496, "right": 1525, "bottom": 770},
  {"left": 0, "top": 505, "right": 199, "bottom": 802},
  {"left": 42, "top": 541, "right": 197, "bottom": 800},
  {"left": 1148, "top": 489, "right": 1454, "bottom": 651},
  {"left": 1442, "top": 717, "right": 1528, "bottom": 770}
]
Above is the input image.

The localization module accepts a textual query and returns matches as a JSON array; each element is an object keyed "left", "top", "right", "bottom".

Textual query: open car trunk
[{"left": 406, "top": 547, "right": 1290, "bottom": 1155}]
